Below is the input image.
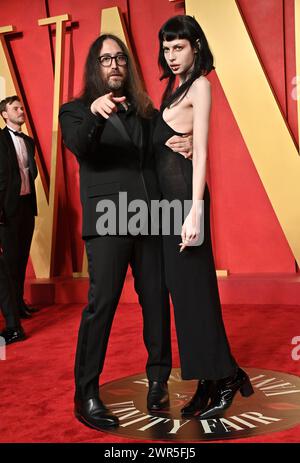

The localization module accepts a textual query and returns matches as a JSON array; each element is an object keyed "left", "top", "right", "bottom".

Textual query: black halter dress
[{"left": 153, "top": 114, "right": 237, "bottom": 380}]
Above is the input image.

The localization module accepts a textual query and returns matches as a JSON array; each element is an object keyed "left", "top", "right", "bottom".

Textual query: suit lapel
[
  {"left": 3, "top": 126, "right": 36, "bottom": 178},
  {"left": 22, "top": 136, "right": 37, "bottom": 178},
  {"left": 107, "top": 113, "right": 132, "bottom": 145},
  {"left": 3, "top": 127, "right": 20, "bottom": 170},
  {"left": 108, "top": 111, "right": 148, "bottom": 165},
  {"left": 137, "top": 117, "right": 146, "bottom": 164}
]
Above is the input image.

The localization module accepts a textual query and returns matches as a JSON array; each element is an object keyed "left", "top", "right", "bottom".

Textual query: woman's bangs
[{"left": 161, "top": 25, "right": 189, "bottom": 43}]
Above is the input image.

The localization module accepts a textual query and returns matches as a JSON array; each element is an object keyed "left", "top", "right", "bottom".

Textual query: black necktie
[{"left": 7, "top": 128, "right": 26, "bottom": 138}]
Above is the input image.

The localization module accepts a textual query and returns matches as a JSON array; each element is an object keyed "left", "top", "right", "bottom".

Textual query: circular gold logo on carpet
[{"left": 100, "top": 367, "right": 300, "bottom": 441}]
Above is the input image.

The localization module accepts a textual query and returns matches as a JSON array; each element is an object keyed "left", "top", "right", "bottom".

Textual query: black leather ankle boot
[
  {"left": 181, "top": 379, "right": 214, "bottom": 416},
  {"left": 197, "top": 368, "right": 254, "bottom": 420}
]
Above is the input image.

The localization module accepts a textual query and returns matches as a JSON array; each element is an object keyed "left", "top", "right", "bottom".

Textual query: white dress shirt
[{"left": 7, "top": 125, "right": 31, "bottom": 195}]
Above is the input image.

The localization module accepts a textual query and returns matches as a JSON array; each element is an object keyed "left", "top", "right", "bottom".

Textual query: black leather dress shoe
[
  {"left": 181, "top": 379, "right": 214, "bottom": 416},
  {"left": 0, "top": 327, "right": 26, "bottom": 345},
  {"left": 19, "top": 307, "right": 32, "bottom": 319},
  {"left": 74, "top": 397, "right": 119, "bottom": 429},
  {"left": 197, "top": 368, "right": 254, "bottom": 420},
  {"left": 23, "top": 305, "right": 39, "bottom": 313},
  {"left": 147, "top": 381, "right": 169, "bottom": 411}
]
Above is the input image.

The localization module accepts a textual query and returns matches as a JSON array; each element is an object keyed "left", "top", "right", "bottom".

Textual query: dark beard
[
  {"left": 103, "top": 75, "right": 127, "bottom": 93},
  {"left": 107, "top": 80, "right": 123, "bottom": 91}
]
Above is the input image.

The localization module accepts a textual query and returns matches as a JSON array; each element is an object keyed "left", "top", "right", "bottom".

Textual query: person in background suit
[
  {"left": 59, "top": 34, "right": 191, "bottom": 431},
  {"left": 0, "top": 96, "right": 38, "bottom": 331},
  {"left": 0, "top": 129, "right": 25, "bottom": 345}
]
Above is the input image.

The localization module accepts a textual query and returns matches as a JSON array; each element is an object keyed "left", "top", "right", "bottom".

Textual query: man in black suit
[
  {"left": 0, "top": 96, "right": 38, "bottom": 332},
  {"left": 0, "top": 129, "right": 26, "bottom": 344},
  {"left": 59, "top": 34, "right": 191, "bottom": 430}
]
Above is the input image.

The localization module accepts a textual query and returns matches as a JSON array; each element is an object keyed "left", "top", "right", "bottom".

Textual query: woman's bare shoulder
[
  {"left": 190, "top": 75, "right": 211, "bottom": 93},
  {"left": 188, "top": 76, "right": 211, "bottom": 109}
]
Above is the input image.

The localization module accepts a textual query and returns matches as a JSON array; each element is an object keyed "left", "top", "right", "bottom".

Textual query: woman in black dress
[{"left": 153, "top": 15, "right": 254, "bottom": 419}]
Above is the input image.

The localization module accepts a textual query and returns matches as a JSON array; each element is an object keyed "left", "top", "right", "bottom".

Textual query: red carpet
[{"left": 0, "top": 302, "right": 300, "bottom": 443}]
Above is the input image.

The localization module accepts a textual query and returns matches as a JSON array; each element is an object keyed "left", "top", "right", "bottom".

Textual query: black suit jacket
[
  {"left": 59, "top": 99, "right": 161, "bottom": 238},
  {"left": 0, "top": 127, "right": 38, "bottom": 220},
  {"left": 0, "top": 130, "right": 9, "bottom": 223}
]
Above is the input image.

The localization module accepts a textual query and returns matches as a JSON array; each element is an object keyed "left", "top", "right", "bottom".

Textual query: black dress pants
[
  {"left": 75, "top": 234, "right": 172, "bottom": 400},
  {"left": 0, "top": 254, "right": 21, "bottom": 329},
  {"left": 0, "top": 195, "right": 35, "bottom": 310}
]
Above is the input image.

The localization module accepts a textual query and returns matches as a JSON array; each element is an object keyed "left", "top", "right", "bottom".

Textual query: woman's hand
[
  {"left": 90, "top": 92, "right": 126, "bottom": 118},
  {"left": 165, "top": 134, "right": 193, "bottom": 159},
  {"left": 179, "top": 202, "right": 203, "bottom": 252}
]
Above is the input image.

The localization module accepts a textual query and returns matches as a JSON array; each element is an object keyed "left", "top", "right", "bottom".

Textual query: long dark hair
[
  {"left": 158, "top": 15, "right": 214, "bottom": 110},
  {"left": 79, "top": 34, "right": 154, "bottom": 118}
]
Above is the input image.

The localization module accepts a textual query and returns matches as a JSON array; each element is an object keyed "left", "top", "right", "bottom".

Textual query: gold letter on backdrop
[
  {"left": 295, "top": 0, "right": 300, "bottom": 147},
  {"left": 0, "top": 26, "right": 16, "bottom": 100},
  {"left": 186, "top": 0, "right": 300, "bottom": 266},
  {"left": 0, "top": 17, "right": 70, "bottom": 277},
  {"left": 36, "top": 14, "right": 71, "bottom": 277},
  {"left": 0, "top": 25, "right": 51, "bottom": 277}
]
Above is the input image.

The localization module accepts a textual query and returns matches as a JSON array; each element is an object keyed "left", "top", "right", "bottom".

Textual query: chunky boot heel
[
  {"left": 240, "top": 377, "right": 254, "bottom": 397},
  {"left": 197, "top": 367, "right": 254, "bottom": 420}
]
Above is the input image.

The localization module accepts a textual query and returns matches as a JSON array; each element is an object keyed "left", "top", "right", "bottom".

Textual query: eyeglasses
[{"left": 97, "top": 54, "right": 128, "bottom": 67}]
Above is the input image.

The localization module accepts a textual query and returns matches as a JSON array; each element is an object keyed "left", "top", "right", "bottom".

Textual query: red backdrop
[{"left": 0, "top": 0, "right": 297, "bottom": 276}]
